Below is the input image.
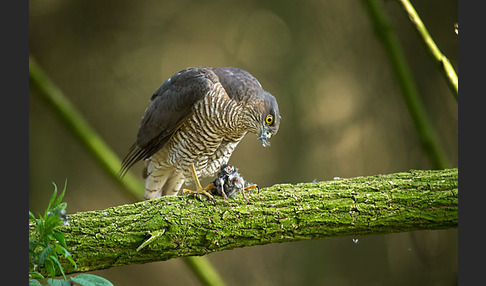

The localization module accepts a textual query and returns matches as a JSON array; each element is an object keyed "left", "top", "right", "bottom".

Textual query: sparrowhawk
[{"left": 120, "top": 67, "right": 280, "bottom": 201}]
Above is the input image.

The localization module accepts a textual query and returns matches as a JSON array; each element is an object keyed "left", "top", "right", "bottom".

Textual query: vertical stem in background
[
  {"left": 397, "top": 0, "right": 458, "bottom": 101},
  {"left": 184, "top": 256, "right": 226, "bottom": 286},
  {"left": 361, "top": 0, "right": 451, "bottom": 169},
  {"left": 29, "top": 55, "right": 144, "bottom": 202},
  {"left": 29, "top": 55, "right": 227, "bottom": 286}
]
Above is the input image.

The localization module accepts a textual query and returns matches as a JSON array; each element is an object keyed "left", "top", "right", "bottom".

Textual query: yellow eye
[{"left": 265, "top": 115, "right": 274, "bottom": 125}]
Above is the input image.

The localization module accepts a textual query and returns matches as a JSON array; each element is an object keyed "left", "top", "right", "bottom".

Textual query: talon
[
  {"left": 182, "top": 188, "right": 215, "bottom": 204},
  {"left": 182, "top": 164, "right": 216, "bottom": 204}
]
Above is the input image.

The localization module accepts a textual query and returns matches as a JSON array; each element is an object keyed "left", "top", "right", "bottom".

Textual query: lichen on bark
[{"left": 29, "top": 168, "right": 458, "bottom": 276}]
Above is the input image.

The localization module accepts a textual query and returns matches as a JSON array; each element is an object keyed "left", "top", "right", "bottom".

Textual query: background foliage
[{"left": 29, "top": 0, "right": 457, "bottom": 285}]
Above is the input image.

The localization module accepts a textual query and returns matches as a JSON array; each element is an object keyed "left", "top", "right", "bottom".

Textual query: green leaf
[
  {"left": 44, "top": 217, "right": 63, "bottom": 242},
  {"left": 29, "top": 271, "right": 45, "bottom": 280},
  {"left": 35, "top": 213, "right": 43, "bottom": 228},
  {"left": 30, "top": 180, "right": 74, "bottom": 283},
  {"left": 50, "top": 254, "right": 67, "bottom": 279},
  {"left": 29, "top": 241, "right": 38, "bottom": 253},
  {"left": 53, "top": 180, "right": 68, "bottom": 207},
  {"left": 70, "top": 274, "right": 114, "bottom": 286},
  {"left": 46, "top": 182, "right": 59, "bottom": 217},
  {"left": 66, "top": 253, "right": 77, "bottom": 269},
  {"left": 47, "top": 278, "right": 72, "bottom": 286},
  {"left": 29, "top": 279, "right": 43, "bottom": 286},
  {"left": 29, "top": 211, "right": 37, "bottom": 221},
  {"left": 52, "top": 230, "right": 67, "bottom": 248},
  {"left": 38, "top": 245, "right": 54, "bottom": 265},
  {"left": 54, "top": 243, "right": 69, "bottom": 258},
  {"left": 53, "top": 243, "right": 77, "bottom": 269},
  {"left": 44, "top": 257, "right": 56, "bottom": 278}
]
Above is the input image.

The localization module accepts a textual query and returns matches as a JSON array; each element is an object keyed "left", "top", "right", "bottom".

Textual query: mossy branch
[{"left": 29, "top": 168, "right": 458, "bottom": 276}]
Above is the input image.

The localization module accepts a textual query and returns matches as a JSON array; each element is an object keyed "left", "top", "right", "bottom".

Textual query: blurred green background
[{"left": 29, "top": 0, "right": 457, "bottom": 285}]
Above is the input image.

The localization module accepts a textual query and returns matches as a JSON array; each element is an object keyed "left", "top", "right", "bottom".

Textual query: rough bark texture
[{"left": 29, "top": 168, "right": 458, "bottom": 275}]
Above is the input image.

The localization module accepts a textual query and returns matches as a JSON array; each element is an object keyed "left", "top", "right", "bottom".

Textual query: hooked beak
[{"left": 259, "top": 130, "right": 272, "bottom": 147}]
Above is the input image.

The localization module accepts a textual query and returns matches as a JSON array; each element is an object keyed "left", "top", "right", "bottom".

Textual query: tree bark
[{"left": 29, "top": 168, "right": 458, "bottom": 275}]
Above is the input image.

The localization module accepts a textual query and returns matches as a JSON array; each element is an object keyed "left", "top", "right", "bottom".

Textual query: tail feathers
[{"left": 119, "top": 143, "right": 150, "bottom": 178}]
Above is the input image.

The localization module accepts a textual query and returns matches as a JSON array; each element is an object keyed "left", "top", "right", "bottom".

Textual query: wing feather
[{"left": 119, "top": 67, "right": 219, "bottom": 176}]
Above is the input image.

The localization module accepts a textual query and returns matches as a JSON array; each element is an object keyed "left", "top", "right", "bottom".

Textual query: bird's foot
[
  {"left": 182, "top": 184, "right": 216, "bottom": 205},
  {"left": 182, "top": 164, "right": 216, "bottom": 204}
]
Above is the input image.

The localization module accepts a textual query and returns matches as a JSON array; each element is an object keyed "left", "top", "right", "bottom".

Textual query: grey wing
[
  {"left": 119, "top": 67, "right": 220, "bottom": 176},
  {"left": 209, "top": 67, "right": 263, "bottom": 103}
]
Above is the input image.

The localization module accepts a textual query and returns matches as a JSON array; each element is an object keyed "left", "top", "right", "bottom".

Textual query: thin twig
[
  {"left": 397, "top": 0, "right": 458, "bottom": 101},
  {"left": 362, "top": 0, "right": 451, "bottom": 169}
]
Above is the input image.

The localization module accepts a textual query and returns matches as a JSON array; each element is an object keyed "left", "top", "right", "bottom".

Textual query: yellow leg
[
  {"left": 182, "top": 164, "right": 216, "bottom": 204},
  {"left": 244, "top": 184, "right": 259, "bottom": 192},
  {"left": 191, "top": 163, "right": 203, "bottom": 190}
]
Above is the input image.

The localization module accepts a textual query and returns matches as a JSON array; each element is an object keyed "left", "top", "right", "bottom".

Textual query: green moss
[{"left": 29, "top": 168, "right": 458, "bottom": 275}]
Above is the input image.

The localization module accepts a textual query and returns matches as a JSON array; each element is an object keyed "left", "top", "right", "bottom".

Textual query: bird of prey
[{"left": 120, "top": 67, "right": 280, "bottom": 201}]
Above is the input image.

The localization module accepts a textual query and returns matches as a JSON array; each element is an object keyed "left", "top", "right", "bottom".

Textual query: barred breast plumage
[{"left": 120, "top": 67, "right": 281, "bottom": 200}]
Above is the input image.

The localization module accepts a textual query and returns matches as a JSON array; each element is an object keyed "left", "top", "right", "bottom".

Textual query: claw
[
  {"left": 182, "top": 188, "right": 215, "bottom": 204},
  {"left": 182, "top": 164, "right": 216, "bottom": 204}
]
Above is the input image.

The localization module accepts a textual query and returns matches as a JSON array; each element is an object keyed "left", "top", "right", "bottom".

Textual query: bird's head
[
  {"left": 250, "top": 91, "right": 280, "bottom": 147},
  {"left": 211, "top": 67, "right": 280, "bottom": 147}
]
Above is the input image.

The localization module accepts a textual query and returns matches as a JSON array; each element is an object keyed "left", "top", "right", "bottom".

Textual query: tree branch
[{"left": 29, "top": 168, "right": 458, "bottom": 276}]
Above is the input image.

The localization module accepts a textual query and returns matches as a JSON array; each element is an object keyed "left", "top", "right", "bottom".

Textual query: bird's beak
[{"left": 259, "top": 130, "right": 272, "bottom": 147}]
